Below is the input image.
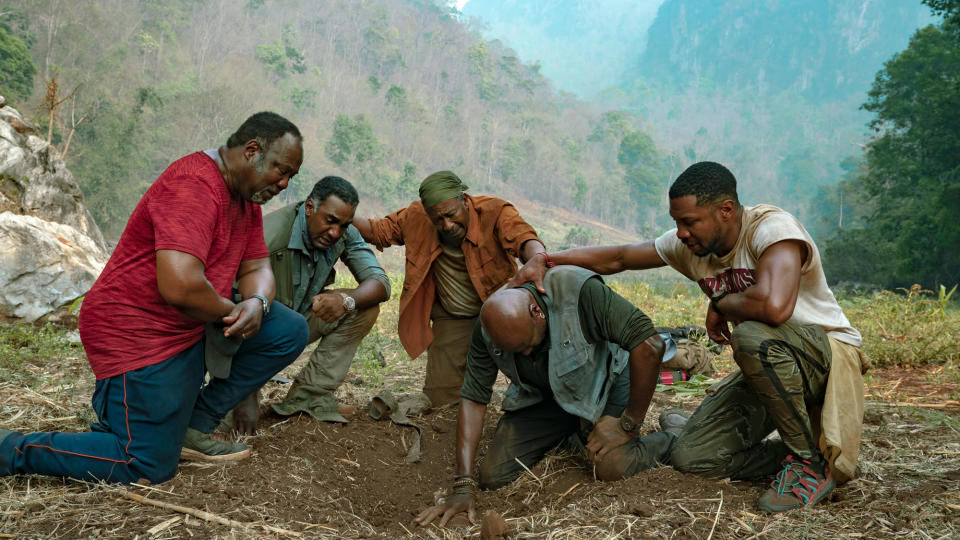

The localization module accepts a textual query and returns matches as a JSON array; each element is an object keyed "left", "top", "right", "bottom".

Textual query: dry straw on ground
[{"left": 1, "top": 280, "right": 958, "bottom": 538}]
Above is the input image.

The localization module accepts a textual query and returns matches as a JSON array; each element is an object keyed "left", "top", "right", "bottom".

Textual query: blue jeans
[{"left": 0, "top": 303, "right": 307, "bottom": 484}]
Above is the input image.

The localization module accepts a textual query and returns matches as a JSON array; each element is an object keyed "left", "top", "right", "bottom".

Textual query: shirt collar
[
  {"left": 462, "top": 194, "right": 481, "bottom": 247},
  {"left": 288, "top": 203, "right": 321, "bottom": 263}
]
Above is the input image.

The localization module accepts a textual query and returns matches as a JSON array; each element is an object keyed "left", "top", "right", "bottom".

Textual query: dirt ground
[
  {"left": 1, "top": 320, "right": 959, "bottom": 538},
  {"left": 2, "top": 375, "right": 959, "bottom": 539}
]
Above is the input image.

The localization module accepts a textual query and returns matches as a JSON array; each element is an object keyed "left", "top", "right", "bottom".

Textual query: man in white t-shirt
[{"left": 509, "top": 161, "right": 869, "bottom": 513}]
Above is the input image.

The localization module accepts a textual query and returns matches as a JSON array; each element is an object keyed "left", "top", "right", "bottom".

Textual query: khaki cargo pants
[
  {"left": 423, "top": 302, "right": 476, "bottom": 406},
  {"left": 275, "top": 305, "right": 380, "bottom": 415}
]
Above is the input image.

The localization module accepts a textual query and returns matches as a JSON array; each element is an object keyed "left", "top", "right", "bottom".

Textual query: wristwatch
[
  {"left": 619, "top": 413, "right": 640, "bottom": 434},
  {"left": 249, "top": 294, "right": 270, "bottom": 315},
  {"left": 340, "top": 292, "right": 356, "bottom": 312},
  {"left": 710, "top": 290, "right": 730, "bottom": 316}
]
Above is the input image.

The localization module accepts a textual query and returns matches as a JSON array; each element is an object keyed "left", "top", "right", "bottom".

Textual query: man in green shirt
[
  {"left": 414, "top": 265, "right": 666, "bottom": 527},
  {"left": 231, "top": 176, "right": 390, "bottom": 434}
]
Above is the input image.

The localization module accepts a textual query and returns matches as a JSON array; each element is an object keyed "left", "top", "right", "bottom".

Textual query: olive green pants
[
  {"left": 423, "top": 303, "right": 476, "bottom": 406},
  {"left": 615, "top": 320, "right": 832, "bottom": 480}
]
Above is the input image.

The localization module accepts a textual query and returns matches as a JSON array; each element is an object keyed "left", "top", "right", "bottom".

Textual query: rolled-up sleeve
[
  {"left": 367, "top": 206, "right": 408, "bottom": 251},
  {"left": 460, "top": 320, "right": 500, "bottom": 404},
  {"left": 340, "top": 226, "right": 391, "bottom": 297},
  {"left": 495, "top": 203, "right": 540, "bottom": 258}
]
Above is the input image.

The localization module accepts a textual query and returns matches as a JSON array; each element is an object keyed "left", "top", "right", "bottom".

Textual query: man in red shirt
[{"left": 0, "top": 112, "right": 309, "bottom": 484}]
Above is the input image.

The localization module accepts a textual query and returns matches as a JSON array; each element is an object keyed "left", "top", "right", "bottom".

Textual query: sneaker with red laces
[{"left": 758, "top": 454, "right": 835, "bottom": 512}]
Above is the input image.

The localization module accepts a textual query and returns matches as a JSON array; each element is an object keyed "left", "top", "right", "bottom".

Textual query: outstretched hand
[
  {"left": 413, "top": 493, "right": 476, "bottom": 528},
  {"left": 507, "top": 253, "right": 548, "bottom": 293}
]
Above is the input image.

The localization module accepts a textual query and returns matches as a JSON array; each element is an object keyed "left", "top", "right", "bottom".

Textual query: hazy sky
[{"left": 458, "top": 0, "right": 666, "bottom": 97}]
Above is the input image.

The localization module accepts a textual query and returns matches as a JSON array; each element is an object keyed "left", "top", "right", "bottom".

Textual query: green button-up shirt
[{"left": 266, "top": 202, "right": 390, "bottom": 316}]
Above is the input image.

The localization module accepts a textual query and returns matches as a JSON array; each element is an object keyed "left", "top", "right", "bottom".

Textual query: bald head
[{"left": 480, "top": 288, "right": 547, "bottom": 355}]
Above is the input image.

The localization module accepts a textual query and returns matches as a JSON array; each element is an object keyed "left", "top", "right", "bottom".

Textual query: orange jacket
[{"left": 366, "top": 194, "right": 540, "bottom": 358}]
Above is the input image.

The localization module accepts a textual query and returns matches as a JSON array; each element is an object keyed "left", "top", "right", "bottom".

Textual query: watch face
[{"left": 619, "top": 414, "right": 638, "bottom": 432}]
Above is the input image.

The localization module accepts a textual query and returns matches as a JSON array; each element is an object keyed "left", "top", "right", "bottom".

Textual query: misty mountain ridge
[{"left": 635, "top": 0, "right": 935, "bottom": 103}]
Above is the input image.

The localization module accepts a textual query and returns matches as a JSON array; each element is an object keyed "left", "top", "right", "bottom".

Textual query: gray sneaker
[
  {"left": 179, "top": 427, "right": 250, "bottom": 462},
  {"left": 658, "top": 408, "right": 691, "bottom": 437}
]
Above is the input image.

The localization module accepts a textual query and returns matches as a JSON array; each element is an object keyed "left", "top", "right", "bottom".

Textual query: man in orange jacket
[{"left": 354, "top": 171, "right": 545, "bottom": 406}]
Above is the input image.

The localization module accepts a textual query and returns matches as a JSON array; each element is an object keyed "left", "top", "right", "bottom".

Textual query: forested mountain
[
  {"left": 0, "top": 0, "right": 664, "bottom": 239},
  {"left": 464, "top": 0, "right": 933, "bottom": 236},
  {"left": 637, "top": 0, "right": 932, "bottom": 103},
  {"left": 609, "top": 0, "right": 932, "bottom": 235}
]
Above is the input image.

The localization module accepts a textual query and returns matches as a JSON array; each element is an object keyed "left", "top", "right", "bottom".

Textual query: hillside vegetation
[{"left": 0, "top": 0, "right": 670, "bottom": 239}]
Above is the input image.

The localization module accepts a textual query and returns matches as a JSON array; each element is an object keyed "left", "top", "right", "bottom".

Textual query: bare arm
[
  {"left": 156, "top": 249, "right": 235, "bottom": 322},
  {"left": 712, "top": 240, "right": 805, "bottom": 327},
  {"left": 414, "top": 398, "right": 487, "bottom": 527},
  {"left": 509, "top": 240, "right": 667, "bottom": 292},
  {"left": 552, "top": 240, "right": 667, "bottom": 273},
  {"left": 352, "top": 217, "right": 374, "bottom": 242},
  {"left": 235, "top": 257, "right": 275, "bottom": 303},
  {"left": 622, "top": 334, "right": 665, "bottom": 429},
  {"left": 586, "top": 334, "right": 664, "bottom": 464},
  {"left": 519, "top": 239, "right": 546, "bottom": 264}
]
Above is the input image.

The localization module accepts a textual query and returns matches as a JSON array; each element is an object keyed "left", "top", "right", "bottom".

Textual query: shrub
[{"left": 841, "top": 285, "right": 960, "bottom": 367}]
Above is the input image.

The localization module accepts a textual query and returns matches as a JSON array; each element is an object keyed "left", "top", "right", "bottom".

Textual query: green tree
[
  {"left": 0, "top": 25, "right": 37, "bottom": 101},
  {"left": 618, "top": 130, "right": 665, "bottom": 210},
  {"left": 828, "top": 0, "right": 960, "bottom": 288},
  {"left": 325, "top": 114, "right": 380, "bottom": 166}
]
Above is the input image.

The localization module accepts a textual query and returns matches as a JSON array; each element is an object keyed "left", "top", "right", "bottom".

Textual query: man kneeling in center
[
  {"left": 415, "top": 265, "right": 665, "bottom": 527},
  {"left": 230, "top": 176, "right": 390, "bottom": 432}
]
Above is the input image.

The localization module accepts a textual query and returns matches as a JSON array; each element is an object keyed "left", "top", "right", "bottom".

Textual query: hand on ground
[{"left": 413, "top": 493, "right": 476, "bottom": 528}]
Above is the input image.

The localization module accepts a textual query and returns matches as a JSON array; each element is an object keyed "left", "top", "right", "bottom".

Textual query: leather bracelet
[
  {"left": 536, "top": 251, "right": 556, "bottom": 268},
  {"left": 710, "top": 290, "right": 730, "bottom": 316}
]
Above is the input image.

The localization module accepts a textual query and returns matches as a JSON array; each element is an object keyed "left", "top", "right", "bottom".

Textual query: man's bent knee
[
  {"left": 477, "top": 460, "right": 520, "bottom": 490},
  {"left": 670, "top": 445, "right": 727, "bottom": 478},
  {"left": 129, "top": 454, "right": 180, "bottom": 485},
  {"left": 594, "top": 446, "right": 630, "bottom": 482}
]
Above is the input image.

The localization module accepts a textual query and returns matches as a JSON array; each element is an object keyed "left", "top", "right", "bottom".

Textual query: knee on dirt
[
  {"left": 129, "top": 451, "right": 180, "bottom": 485},
  {"left": 593, "top": 446, "right": 631, "bottom": 482},
  {"left": 477, "top": 460, "right": 520, "bottom": 491}
]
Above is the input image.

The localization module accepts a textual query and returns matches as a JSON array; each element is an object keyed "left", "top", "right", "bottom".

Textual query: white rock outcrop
[
  {"left": 0, "top": 102, "right": 108, "bottom": 321},
  {"left": 0, "top": 213, "right": 106, "bottom": 320}
]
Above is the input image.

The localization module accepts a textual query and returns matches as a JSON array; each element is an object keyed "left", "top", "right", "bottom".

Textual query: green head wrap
[{"left": 419, "top": 171, "right": 469, "bottom": 209}]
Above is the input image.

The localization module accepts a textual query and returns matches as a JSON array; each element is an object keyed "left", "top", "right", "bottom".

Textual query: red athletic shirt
[{"left": 79, "top": 152, "right": 269, "bottom": 380}]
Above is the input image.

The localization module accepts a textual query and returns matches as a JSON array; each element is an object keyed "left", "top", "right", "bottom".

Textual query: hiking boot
[
  {"left": 179, "top": 427, "right": 250, "bottom": 462},
  {"left": 758, "top": 454, "right": 835, "bottom": 512},
  {"left": 658, "top": 408, "right": 690, "bottom": 437}
]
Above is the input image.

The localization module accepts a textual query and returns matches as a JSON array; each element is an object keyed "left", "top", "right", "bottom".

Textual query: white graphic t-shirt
[{"left": 654, "top": 204, "right": 861, "bottom": 346}]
